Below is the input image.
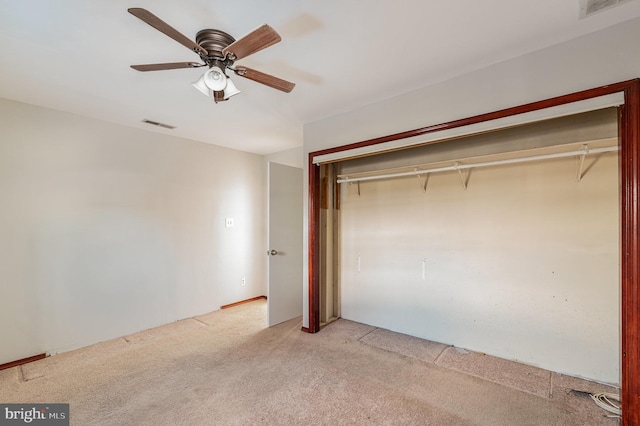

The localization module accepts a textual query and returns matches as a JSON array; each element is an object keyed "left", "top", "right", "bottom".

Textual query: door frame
[{"left": 306, "top": 79, "right": 640, "bottom": 425}]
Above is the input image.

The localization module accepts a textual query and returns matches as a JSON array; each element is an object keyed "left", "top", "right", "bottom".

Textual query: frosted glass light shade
[
  {"left": 223, "top": 78, "right": 241, "bottom": 99},
  {"left": 203, "top": 66, "right": 227, "bottom": 91},
  {"left": 192, "top": 74, "right": 212, "bottom": 97}
]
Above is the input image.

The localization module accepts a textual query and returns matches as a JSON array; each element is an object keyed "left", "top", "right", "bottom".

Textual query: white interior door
[{"left": 267, "top": 162, "right": 303, "bottom": 326}]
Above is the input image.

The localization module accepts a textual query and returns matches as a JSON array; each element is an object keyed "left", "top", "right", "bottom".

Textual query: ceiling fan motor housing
[{"left": 196, "top": 29, "right": 236, "bottom": 69}]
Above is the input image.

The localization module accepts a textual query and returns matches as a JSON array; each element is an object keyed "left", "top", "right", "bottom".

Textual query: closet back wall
[{"left": 339, "top": 121, "right": 619, "bottom": 384}]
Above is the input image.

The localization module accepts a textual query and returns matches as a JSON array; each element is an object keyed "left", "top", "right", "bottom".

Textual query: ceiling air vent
[
  {"left": 142, "top": 119, "right": 176, "bottom": 129},
  {"left": 580, "top": 0, "right": 634, "bottom": 17}
]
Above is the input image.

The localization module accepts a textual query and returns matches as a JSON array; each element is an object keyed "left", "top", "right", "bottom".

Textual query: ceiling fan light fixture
[
  {"left": 128, "top": 8, "right": 295, "bottom": 103},
  {"left": 223, "top": 78, "right": 241, "bottom": 100},
  {"left": 203, "top": 66, "right": 227, "bottom": 91},
  {"left": 192, "top": 74, "right": 212, "bottom": 97}
]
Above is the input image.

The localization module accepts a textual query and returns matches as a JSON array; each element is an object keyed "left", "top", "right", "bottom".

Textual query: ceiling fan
[{"left": 128, "top": 8, "right": 295, "bottom": 103}]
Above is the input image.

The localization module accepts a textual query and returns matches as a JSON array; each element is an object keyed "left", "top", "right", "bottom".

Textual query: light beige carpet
[{"left": 0, "top": 300, "right": 620, "bottom": 425}]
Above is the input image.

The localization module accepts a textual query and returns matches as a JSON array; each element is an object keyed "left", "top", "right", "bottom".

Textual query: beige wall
[
  {"left": 339, "top": 146, "right": 619, "bottom": 383},
  {"left": 0, "top": 98, "right": 266, "bottom": 363}
]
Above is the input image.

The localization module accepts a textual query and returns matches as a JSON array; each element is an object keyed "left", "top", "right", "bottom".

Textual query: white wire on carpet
[{"left": 589, "top": 392, "right": 621, "bottom": 418}]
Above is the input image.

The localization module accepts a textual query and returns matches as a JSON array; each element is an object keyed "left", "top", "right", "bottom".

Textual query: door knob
[{"left": 269, "top": 249, "right": 278, "bottom": 256}]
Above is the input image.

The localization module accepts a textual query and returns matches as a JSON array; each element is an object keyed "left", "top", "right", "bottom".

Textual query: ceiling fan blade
[
  {"left": 222, "top": 24, "right": 281, "bottom": 61},
  {"left": 130, "top": 62, "right": 204, "bottom": 72},
  {"left": 234, "top": 66, "right": 295, "bottom": 93},
  {"left": 128, "top": 8, "right": 208, "bottom": 56}
]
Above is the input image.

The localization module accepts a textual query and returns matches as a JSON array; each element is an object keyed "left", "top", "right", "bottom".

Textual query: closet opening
[{"left": 307, "top": 79, "right": 640, "bottom": 425}]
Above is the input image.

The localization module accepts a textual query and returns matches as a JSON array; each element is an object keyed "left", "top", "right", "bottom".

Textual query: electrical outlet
[
  {"left": 225, "top": 218, "right": 234, "bottom": 228},
  {"left": 241, "top": 277, "right": 246, "bottom": 286}
]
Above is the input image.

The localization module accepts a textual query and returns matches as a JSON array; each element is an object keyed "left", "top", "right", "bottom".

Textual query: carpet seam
[
  {"left": 358, "top": 327, "right": 379, "bottom": 342},
  {"left": 191, "top": 318, "right": 210, "bottom": 327},
  {"left": 432, "top": 345, "right": 450, "bottom": 365}
]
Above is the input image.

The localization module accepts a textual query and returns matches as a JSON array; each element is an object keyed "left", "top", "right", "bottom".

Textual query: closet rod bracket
[
  {"left": 454, "top": 162, "right": 468, "bottom": 190},
  {"left": 416, "top": 169, "right": 428, "bottom": 192},
  {"left": 348, "top": 180, "right": 360, "bottom": 197},
  {"left": 577, "top": 144, "right": 589, "bottom": 182}
]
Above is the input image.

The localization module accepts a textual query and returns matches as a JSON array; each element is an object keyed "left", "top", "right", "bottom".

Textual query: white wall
[
  {"left": 0, "top": 98, "right": 266, "bottom": 363},
  {"left": 264, "top": 147, "right": 304, "bottom": 169},
  {"left": 303, "top": 18, "right": 640, "bottom": 381}
]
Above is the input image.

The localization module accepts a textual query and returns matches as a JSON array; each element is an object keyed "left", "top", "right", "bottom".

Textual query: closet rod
[{"left": 337, "top": 145, "right": 618, "bottom": 184}]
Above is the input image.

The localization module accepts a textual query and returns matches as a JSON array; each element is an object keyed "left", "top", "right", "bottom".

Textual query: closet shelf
[{"left": 336, "top": 139, "right": 618, "bottom": 185}]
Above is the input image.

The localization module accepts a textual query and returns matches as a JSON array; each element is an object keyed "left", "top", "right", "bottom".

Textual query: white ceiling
[{"left": 1, "top": 0, "right": 640, "bottom": 155}]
